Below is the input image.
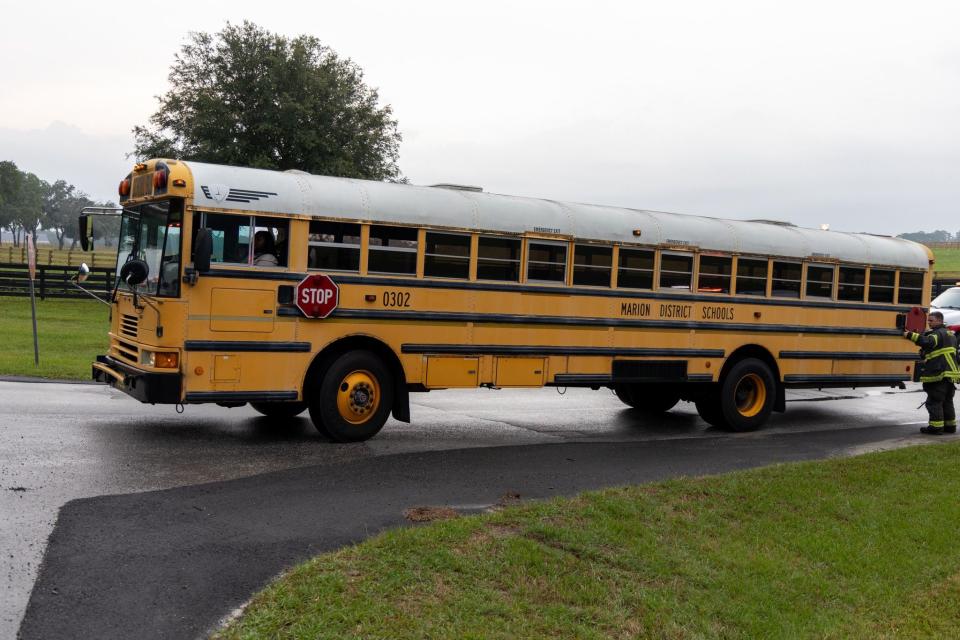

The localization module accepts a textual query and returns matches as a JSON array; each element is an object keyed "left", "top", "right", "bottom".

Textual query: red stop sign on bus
[{"left": 296, "top": 274, "right": 339, "bottom": 318}]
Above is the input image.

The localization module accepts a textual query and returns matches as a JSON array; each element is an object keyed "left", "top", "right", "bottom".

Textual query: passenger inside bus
[{"left": 253, "top": 230, "right": 279, "bottom": 267}]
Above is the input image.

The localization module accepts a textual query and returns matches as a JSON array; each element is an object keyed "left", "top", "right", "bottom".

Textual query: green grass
[
  {"left": 0, "top": 297, "right": 109, "bottom": 379},
  {"left": 931, "top": 247, "right": 960, "bottom": 276},
  {"left": 216, "top": 443, "right": 960, "bottom": 639}
]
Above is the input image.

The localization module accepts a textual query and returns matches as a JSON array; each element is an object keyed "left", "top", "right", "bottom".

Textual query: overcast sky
[{"left": 2, "top": 0, "right": 959, "bottom": 235}]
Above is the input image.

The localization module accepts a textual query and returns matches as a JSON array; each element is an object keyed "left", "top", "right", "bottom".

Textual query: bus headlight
[{"left": 140, "top": 350, "right": 179, "bottom": 369}]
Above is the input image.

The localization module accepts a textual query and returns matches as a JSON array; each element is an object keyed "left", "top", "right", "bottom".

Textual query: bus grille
[
  {"left": 120, "top": 314, "right": 139, "bottom": 338},
  {"left": 131, "top": 174, "right": 153, "bottom": 199},
  {"left": 114, "top": 339, "right": 138, "bottom": 363}
]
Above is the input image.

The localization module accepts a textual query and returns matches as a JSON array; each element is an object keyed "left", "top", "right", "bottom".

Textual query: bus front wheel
[
  {"left": 717, "top": 358, "right": 775, "bottom": 432},
  {"left": 614, "top": 385, "right": 680, "bottom": 414},
  {"left": 250, "top": 401, "right": 308, "bottom": 418},
  {"left": 308, "top": 350, "right": 394, "bottom": 442}
]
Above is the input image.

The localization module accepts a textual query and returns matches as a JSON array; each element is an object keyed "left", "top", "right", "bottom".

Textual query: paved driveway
[{"left": 0, "top": 380, "right": 938, "bottom": 637}]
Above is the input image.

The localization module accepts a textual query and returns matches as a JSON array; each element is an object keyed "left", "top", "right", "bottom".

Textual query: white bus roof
[{"left": 183, "top": 161, "right": 930, "bottom": 270}]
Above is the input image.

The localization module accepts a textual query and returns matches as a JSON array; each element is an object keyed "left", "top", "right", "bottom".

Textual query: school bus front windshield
[{"left": 114, "top": 200, "right": 183, "bottom": 298}]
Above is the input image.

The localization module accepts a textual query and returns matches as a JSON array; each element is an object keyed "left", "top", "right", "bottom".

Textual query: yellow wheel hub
[
  {"left": 734, "top": 373, "right": 766, "bottom": 417},
  {"left": 336, "top": 370, "right": 380, "bottom": 425}
]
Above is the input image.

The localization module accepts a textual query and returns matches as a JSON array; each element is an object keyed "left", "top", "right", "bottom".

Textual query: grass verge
[
  {"left": 931, "top": 247, "right": 960, "bottom": 276},
  {"left": 216, "top": 442, "right": 960, "bottom": 639},
  {"left": 0, "top": 297, "right": 108, "bottom": 379}
]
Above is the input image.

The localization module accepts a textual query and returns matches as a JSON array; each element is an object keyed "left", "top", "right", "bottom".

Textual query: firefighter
[{"left": 904, "top": 310, "right": 960, "bottom": 434}]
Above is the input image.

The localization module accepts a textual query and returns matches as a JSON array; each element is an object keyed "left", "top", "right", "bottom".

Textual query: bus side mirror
[
  {"left": 78, "top": 214, "right": 94, "bottom": 251},
  {"left": 194, "top": 227, "right": 213, "bottom": 273}
]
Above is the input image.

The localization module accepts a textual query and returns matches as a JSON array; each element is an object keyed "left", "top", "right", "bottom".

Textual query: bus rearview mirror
[
  {"left": 194, "top": 228, "right": 213, "bottom": 273},
  {"left": 78, "top": 214, "right": 93, "bottom": 251}
]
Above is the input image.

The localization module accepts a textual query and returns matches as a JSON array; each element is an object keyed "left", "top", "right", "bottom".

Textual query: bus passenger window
[
  {"left": 202, "top": 213, "right": 252, "bottom": 265},
  {"left": 369, "top": 225, "right": 418, "bottom": 275},
  {"left": 659, "top": 252, "right": 693, "bottom": 291},
  {"left": 308, "top": 221, "right": 361, "bottom": 272},
  {"left": 868, "top": 269, "right": 895, "bottom": 303},
  {"left": 805, "top": 264, "right": 835, "bottom": 299},
  {"left": 573, "top": 244, "right": 612, "bottom": 286},
  {"left": 253, "top": 217, "right": 288, "bottom": 268},
  {"left": 527, "top": 241, "right": 567, "bottom": 283},
  {"left": 618, "top": 248, "right": 654, "bottom": 289},
  {"left": 898, "top": 271, "right": 924, "bottom": 305},
  {"left": 771, "top": 261, "right": 801, "bottom": 298},
  {"left": 698, "top": 255, "right": 732, "bottom": 293},
  {"left": 736, "top": 258, "right": 767, "bottom": 296},
  {"left": 424, "top": 232, "right": 470, "bottom": 279},
  {"left": 838, "top": 266, "right": 866, "bottom": 301},
  {"left": 477, "top": 236, "right": 521, "bottom": 281}
]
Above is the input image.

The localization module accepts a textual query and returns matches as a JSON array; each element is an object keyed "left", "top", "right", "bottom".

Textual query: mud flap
[
  {"left": 774, "top": 382, "right": 786, "bottom": 413},
  {"left": 392, "top": 381, "right": 411, "bottom": 423}
]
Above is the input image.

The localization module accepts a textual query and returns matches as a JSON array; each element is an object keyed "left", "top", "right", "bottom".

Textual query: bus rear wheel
[
  {"left": 694, "top": 393, "right": 727, "bottom": 428},
  {"left": 613, "top": 385, "right": 680, "bottom": 414},
  {"left": 717, "top": 358, "right": 775, "bottom": 432},
  {"left": 308, "top": 350, "right": 394, "bottom": 442},
  {"left": 250, "top": 401, "right": 308, "bottom": 418}
]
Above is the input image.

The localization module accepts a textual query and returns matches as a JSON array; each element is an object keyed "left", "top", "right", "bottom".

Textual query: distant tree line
[
  {"left": 0, "top": 161, "right": 116, "bottom": 249},
  {"left": 897, "top": 230, "right": 959, "bottom": 244}
]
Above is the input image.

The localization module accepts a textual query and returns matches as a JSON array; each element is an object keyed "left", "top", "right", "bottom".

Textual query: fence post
[{"left": 39, "top": 266, "right": 46, "bottom": 301}]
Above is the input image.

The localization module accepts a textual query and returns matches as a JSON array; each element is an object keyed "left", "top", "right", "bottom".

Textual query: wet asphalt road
[{"left": 0, "top": 380, "right": 943, "bottom": 638}]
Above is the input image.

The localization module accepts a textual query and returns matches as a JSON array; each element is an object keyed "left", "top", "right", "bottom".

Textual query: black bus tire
[
  {"left": 613, "top": 385, "right": 637, "bottom": 407},
  {"left": 695, "top": 392, "right": 727, "bottom": 428},
  {"left": 718, "top": 358, "right": 776, "bottom": 432},
  {"left": 250, "top": 401, "right": 308, "bottom": 418},
  {"left": 308, "top": 350, "right": 393, "bottom": 442},
  {"left": 614, "top": 385, "right": 680, "bottom": 413}
]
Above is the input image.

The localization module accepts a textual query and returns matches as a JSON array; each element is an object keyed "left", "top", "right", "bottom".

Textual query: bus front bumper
[{"left": 92, "top": 355, "right": 182, "bottom": 404}]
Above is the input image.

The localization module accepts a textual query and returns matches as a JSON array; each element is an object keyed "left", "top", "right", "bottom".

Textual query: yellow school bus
[{"left": 81, "top": 159, "right": 930, "bottom": 441}]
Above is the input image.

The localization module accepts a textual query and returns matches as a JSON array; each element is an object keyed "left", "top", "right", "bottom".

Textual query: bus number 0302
[{"left": 382, "top": 291, "right": 411, "bottom": 308}]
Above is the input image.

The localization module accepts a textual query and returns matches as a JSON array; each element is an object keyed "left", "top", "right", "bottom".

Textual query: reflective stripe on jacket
[{"left": 907, "top": 327, "right": 960, "bottom": 383}]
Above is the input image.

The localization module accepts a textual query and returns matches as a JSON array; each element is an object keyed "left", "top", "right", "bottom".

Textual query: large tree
[
  {"left": 132, "top": 21, "right": 403, "bottom": 181},
  {"left": 14, "top": 172, "right": 44, "bottom": 243},
  {"left": 42, "top": 179, "right": 76, "bottom": 249},
  {"left": 0, "top": 161, "right": 22, "bottom": 246},
  {"left": 0, "top": 163, "right": 43, "bottom": 247}
]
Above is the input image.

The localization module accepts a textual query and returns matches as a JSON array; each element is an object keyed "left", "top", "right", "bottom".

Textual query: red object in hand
[{"left": 905, "top": 307, "right": 927, "bottom": 333}]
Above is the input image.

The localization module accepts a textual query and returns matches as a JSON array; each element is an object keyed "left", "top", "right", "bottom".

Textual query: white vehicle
[{"left": 930, "top": 287, "right": 960, "bottom": 329}]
